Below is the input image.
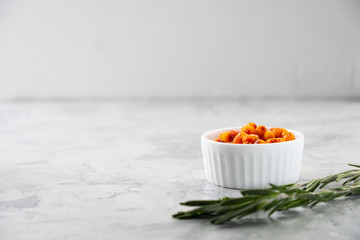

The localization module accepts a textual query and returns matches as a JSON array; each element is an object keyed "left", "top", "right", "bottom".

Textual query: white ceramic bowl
[{"left": 201, "top": 127, "right": 304, "bottom": 189}]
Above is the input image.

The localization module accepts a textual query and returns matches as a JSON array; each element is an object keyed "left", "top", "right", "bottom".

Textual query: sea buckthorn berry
[
  {"left": 255, "top": 125, "right": 267, "bottom": 139},
  {"left": 247, "top": 122, "right": 257, "bottom": 129},
  {"left": 229, "top": 130, "right": 239, "bottom": 137},
  {"left": 255, "top": 139, "right": 266, "bottom": 144},
  {"left": 233, "top": 133, "right": 242, "bottom": 144},
  {"left": 240, "top": 132, "right": 248, "bottom": 137},
  {"left": 241, "top": 125, "right": 255, "bottom": 134},
  {"left": 266, "top": 138, "right": 283, "bottom": 143},
  {"left": 283, "top": 132, "right": 295, "bottom": 141},
  {"left": 219, "top": 130, "right": 238, "bottom": 142},
  {"left": 233, "top": 132, "right": 248, "bottom": 143},
  {"left": 263, "top": 131, "right": 275, "bottom": 141},
  {"left": 242, "top": 134, "right": 259, "bottom": 144},
  {"left": 220, "top": 131, "right": 233, "bottom": 142},
  {"left": 270, "top": 128, "right": 288, "bottom": 138},
  {"left": 215, "top": 133, "right": 224, "bottom": 142},
  {"left": 269, "top": 128, "right": 283, "bottom": 138},
  {"left": 214, "top": 123, "right": 295, "bottom": 144},
  {"left": 281, "top": 129, "right": 289, "bottom": 137}
]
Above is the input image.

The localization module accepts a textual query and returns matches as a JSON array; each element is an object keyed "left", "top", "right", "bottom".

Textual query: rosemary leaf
[{"left": 173, "top": 163, "right": 360, "bottom": 225}]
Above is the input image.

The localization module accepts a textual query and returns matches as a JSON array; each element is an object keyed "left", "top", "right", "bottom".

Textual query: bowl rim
[{"left": 201, "top": 127, "right": 304, "bottom": 146}]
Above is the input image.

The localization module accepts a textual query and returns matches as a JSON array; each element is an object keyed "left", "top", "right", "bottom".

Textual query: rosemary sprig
[{"left": 172, "top": 164, "right": 360, "bottom": 225}]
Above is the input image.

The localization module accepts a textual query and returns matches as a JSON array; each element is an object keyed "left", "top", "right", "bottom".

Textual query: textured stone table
[{"left": 0, "top": 99, "right": 360, "bottom": 240}]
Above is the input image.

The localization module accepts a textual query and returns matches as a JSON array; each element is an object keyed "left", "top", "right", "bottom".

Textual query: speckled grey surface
[{"left": 0, "top": 99, "right": 360, "bottom": 240}]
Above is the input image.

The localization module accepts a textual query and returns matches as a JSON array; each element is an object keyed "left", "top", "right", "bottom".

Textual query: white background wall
[{"left": 1, "top": 0, "right": 360, "bottom": 99}]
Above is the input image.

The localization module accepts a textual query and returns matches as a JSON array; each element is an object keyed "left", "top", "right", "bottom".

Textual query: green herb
[{"left": 172, "top": 164, "right": 360, "bottom": 225}]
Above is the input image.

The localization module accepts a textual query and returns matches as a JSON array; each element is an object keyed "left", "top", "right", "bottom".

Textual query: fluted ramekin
[{"left": 201, "top": 127, "right": 304, "bottom": 189}]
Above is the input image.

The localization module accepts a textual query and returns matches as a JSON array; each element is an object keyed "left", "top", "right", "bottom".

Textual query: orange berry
[
  {"left": 270, "top": 128, "right": 288, "bottom": 138},
  {"left": 242, "top": 134, "right": 259, "bottom": 144},
  {"left": 266, "top": 138, "right": 283, "bottom": 143},
  {"left": 220, "top": 131, "right": 233, "bottom": 142},
  {"left": 247, "top": 122, "right": 257, "bottom": 129},
  {"left": 241, "top": 125, "right": 255, "bottom": 134},
  {"left": 233, "top": 132, "right": 248, "bottom": 144},
  {"left": 255, "top": 139, "right": 266, "bottom": 144},
  {"left": 283, "top": 132, "right": 295, "bottom": 141},
  {"left": 269, "top": 128, "right": 281, "bottom": 138},
  {"left": 233, "top": 133, "right": 242, "bottom": 143},
  {"left": 229, "top": 130, "right": 239, "bottom": 137},
  {"left": 281, "top": 129, "right": 289, "bottom": 137},
  {"left": 255, "top": 125, "right": 267, "bottom": 139},
  {"left": 263, "top": 131, "right": 275, "bottom": 140}
]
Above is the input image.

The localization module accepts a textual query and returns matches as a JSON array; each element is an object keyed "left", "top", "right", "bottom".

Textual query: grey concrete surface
[{"left": 0, "top": 99, "right": 360, "bottom": 239}]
